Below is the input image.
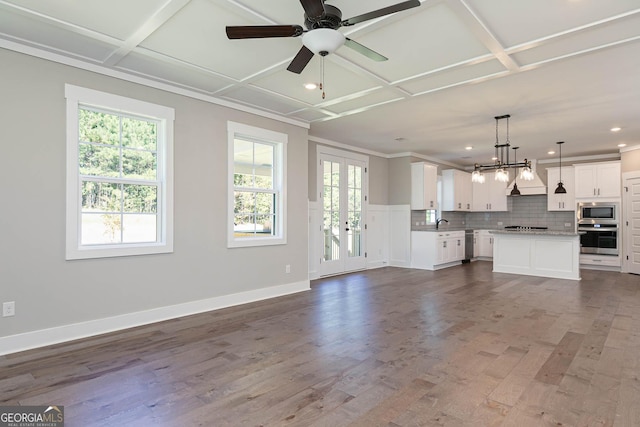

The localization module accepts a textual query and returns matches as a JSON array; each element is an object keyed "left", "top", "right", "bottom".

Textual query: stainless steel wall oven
[{"left": 577, "top": 202, "right": 619, "bottom": 256}]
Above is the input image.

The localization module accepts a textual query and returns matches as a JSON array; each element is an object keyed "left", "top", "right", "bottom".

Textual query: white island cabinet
[
  {"left": 411, "top": 230, "right": 465, "bottom": 270},
  {"left": 491, "top": 230, "right": 581, "bottom": 280}
]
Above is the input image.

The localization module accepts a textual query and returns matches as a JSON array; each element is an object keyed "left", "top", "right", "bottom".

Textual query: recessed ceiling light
[
  {"left": 610, "top": 127, "right": 621, "bottom": 132},
  {"left": 618, "top": 143, "right": 627, "bottom": 148},
  {"left": 548, "top": 150, "right": 556, "bottom": 155},
  {"left": 465, "top": 146, "right": 473, "bottom": 150},
  {"left": 491, "top": 156, "right": 498, "bottom": 161},
  {"left": 304, "top": 83, "right": 317, "bottom": 90}
]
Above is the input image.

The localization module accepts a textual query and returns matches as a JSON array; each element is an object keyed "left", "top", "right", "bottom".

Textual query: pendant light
[
  {"left": 510, "top": 146, "right": 521, "bottom": 196},
  {"left": 471, "top": 114, "right": 532, "bottom": 184},
  {"left": 554, "top": 141, "right": 567, "bottom": 194}
]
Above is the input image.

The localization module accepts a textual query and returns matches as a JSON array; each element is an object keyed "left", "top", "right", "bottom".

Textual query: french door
[{"left": 319, "top": 153, "right": 367, "bottom": 276}]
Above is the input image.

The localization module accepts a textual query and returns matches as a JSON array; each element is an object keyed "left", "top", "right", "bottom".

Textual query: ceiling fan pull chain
[{"left": 321, "top": 55, "right": 326, "bottom": 99}]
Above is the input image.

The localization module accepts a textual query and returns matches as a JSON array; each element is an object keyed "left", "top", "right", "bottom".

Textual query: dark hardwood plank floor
[{"left": 1, "top": 262, "right": 639, "bottom": 426}]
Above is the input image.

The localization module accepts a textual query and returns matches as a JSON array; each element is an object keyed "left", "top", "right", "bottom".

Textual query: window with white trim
[
  {"left": 65, "top": 84, "right": 174, "bottom": 260},
  {"left": 228, "top": 122, "right": 287, "bottom": 248}
]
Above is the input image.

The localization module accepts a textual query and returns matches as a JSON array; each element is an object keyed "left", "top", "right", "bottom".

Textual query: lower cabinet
[
  {"left": 411, "top": 231, "right": 465, "bottom": 270},
  {"left": 474, "top": 230, "right": 494, "bottom": 259}
]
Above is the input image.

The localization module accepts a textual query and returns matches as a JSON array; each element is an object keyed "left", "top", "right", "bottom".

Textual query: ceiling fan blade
[
  {"left": 287, "top": 46, "right": 315, "bottom": 74},
  {"left": 299, "top": 0, "right": 326, "bottom": 20},
  {"left": 341, "top": 0, "right": 421, "bottom": 26},
  {"left": 226, "top": 25, "right": 303, "bottom": 39},
  {"left": 344, "top": 38, "right": 388, "bottom": 61}
]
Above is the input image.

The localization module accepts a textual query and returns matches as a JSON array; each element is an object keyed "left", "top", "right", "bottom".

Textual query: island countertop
[{"left": 490, "top": 230, "right": 583, "bottom": 236}]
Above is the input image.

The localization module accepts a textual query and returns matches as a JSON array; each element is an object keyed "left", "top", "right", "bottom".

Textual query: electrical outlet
[
  {"left": 565, "top": 223, "right": 571, "bottom": 227},
  {"left": 285, "top": 264, "right": 291, "bottom": 274},
  {"left": 3, "top": 301, "right": 15, "bottom": 317},
  {"left": 497, "top": 221, "right": 503, "bottom": 226}
]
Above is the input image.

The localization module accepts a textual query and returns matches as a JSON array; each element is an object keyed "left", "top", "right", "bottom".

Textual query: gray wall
[
  {"left": 388, "top": 157, "right": 413, "bottom": 205},
  {"left": 0, "top": 48, "right": 309, "bottom": 338},
  {"left": 622, "top": 148, "right": 640, "bottom": 173}
]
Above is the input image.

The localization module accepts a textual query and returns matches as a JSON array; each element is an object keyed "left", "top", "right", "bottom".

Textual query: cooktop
[{"left": 504, "top": 225, "right": 548, "bottom": 230}]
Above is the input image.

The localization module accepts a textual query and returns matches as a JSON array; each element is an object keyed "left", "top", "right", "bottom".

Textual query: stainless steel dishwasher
[{"left": 463, "top": 229, "right": 474, "bottom": 263}]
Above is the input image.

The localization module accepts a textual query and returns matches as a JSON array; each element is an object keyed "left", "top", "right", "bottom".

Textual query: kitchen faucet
[{"left": 436, "top": 218, "right": 449, "bottom": 229}]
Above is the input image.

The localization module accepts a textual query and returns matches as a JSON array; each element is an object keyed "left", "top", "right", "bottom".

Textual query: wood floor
[{"left": 1, "top": 262, "right": 639, "bottom": 426}]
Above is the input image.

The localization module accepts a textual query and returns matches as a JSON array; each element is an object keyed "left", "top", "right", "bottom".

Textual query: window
[
  {"left": 65, "top": 84, "right": 174, "bottom": 260},
  {"left": 228, "top": 122, "right": 286, "bottom": 248}
]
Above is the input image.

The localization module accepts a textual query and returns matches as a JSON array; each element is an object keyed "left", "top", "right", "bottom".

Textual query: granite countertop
[
  {"left": 489, "top": 230, "right": 584, "bottom": 236},
  {"left": 412, "top": 227, "right": 469, "bottom": 232}
]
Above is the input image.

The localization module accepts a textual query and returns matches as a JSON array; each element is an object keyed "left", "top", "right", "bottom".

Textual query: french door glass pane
[
  {"left": 348, "top": 165, "right": 362, "bottom": 257},
  {"left": 323, "top": 161, "right": 340, "bottom": 261}
]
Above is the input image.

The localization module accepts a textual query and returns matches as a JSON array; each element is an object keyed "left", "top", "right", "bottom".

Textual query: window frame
[
  {"left": 228, "top": 121, "right": 287, "bottom": 248},
  {"left": 65, "top": 84, "right": 174, "bottom": 260}
]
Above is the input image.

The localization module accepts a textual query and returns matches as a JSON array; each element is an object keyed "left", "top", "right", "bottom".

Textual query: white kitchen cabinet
[
  {"left": 473, "top": 230, "right": 494, "bottom": 258},
  {"left": 547, "top": 166, "right": 575, "bottom": 211},
  {"left": 441, "top": 169, "right": 472, "bottom": 212},
  {"left": 472, "top": 172, "right": 508, "bottom": 211},
  {"left": 411, "top": 231, "right": 465, "bottom": 270},
  {"left": 411, "top": 162, "right": 438, "bottom": 210},
  {"left": 574, "top": 161, "right": 621, "bottom": 199}
]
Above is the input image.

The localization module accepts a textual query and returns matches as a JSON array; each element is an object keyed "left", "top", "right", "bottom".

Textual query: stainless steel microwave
[{"left": 577, "top": 202, "right": 619, "bottom": 223}]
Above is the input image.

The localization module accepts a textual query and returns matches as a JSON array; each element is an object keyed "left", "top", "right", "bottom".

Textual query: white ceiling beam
[
  {"left": 447, "top": 0, "right": 520, "bottom": 72},
  {"left": 103, "top": 0, "right": 192, "bottom": 66}
]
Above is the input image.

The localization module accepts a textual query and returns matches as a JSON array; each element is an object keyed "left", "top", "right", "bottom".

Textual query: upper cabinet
[
  {"left": 547, "top": 166, "right": 575, "bottom": 211},
  {"left": 574, "top": 161, "right": 621, "bottom": 199},
  {"left": 411, "top": 162, "right": 438, "bottom": 210},
  {"left": 441, "top": 169, "right": 472, "bottom": 212},
  {"left": 472, "top": 172, "right": 508, "bottom": 211}
]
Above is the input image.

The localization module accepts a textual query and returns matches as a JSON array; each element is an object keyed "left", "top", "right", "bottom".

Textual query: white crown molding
[
  {"left": 537, "top": 152, "right": 620, "bottom": 164},
  {"left": 388, "top": 152, "right": 463, "bottom": 168},
  {"left": 0, "top": 39, "right": 310, "bottom": 130},
  {"left": 309, "top": 135, "right": 391, "bottom": 158},
  {"left": 619, "top": 144, "right": 640, "bottom": 153}
]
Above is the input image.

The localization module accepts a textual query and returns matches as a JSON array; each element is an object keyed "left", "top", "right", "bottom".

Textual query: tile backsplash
[{"left": 411, "top": 195, "right": 575, "bottom": 231}]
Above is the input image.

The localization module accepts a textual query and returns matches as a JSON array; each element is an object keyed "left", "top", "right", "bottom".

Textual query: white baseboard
[
  {"left": 0, "top": 280, "right": 310, "bottom": 356},
  {"left": 366, "top": 260, "right": 388, "bottom": 270},
  {"left": 389, "top": 260, "right": 411, "bottom": 268}
]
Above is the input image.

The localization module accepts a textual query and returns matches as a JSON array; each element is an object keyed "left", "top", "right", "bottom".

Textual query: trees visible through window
[
  {"left": 228, "top": 122, "right": 286, "bottom": 248},
  {"left": 66, "top": 84, "right": 174, "bottom": 260},
  {"left": 79, "top": 108, "right": 159, "bottom": 245}
]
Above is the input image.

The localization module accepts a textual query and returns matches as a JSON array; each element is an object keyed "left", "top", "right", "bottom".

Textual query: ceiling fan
[{"left": 226, "top": 0, "right": 421, "bottom": 74}]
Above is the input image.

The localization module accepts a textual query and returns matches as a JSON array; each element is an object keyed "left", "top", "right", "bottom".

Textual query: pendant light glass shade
[
  {"left": 520, "top": 166, "right": 534, "bottom": 181},
  {"left": 495, "top": 168, "right": 509, "bottom": 182},
  {"left": 554, "top": 141, "right": 567, "bottom": 194},
  {"left": 471, "top": 169, "right": 485, "bottom": 183}
]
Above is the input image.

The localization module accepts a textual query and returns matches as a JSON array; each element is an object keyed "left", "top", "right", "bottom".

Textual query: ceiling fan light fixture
[{"left": 302, "top": 29, "right": 345, "bottom": 55}]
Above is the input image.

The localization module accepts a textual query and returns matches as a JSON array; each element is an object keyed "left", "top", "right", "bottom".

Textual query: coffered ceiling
[{"left": 1, "top": 0, "right": 639, "bottom": 166}]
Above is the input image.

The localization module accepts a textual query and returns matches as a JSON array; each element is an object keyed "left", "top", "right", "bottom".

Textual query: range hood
[{"left": 505, "top": 160, "right": 547, "bottom": 196}]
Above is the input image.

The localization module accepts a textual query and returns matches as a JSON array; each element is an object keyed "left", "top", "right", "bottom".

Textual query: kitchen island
[{"left": 490, "top": 230, "right": 581, "bottom": 280}]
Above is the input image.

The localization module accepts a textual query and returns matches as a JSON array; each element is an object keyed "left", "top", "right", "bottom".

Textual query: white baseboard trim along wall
[{"left": 0, "top": 280, "right": 310, "bottom": 356}]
